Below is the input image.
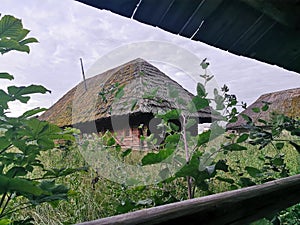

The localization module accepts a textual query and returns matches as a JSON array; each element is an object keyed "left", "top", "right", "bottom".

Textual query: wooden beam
[
  {"left": 241, "top": 0, "right": 300, "bottom": 29},
  {"left": 77, "top": 174, "right": 300, "bottom": 225}
]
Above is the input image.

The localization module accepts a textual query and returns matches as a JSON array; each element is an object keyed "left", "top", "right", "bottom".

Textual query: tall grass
[{"left": 14, "top": 133, "right": 300, "bottom": 224}]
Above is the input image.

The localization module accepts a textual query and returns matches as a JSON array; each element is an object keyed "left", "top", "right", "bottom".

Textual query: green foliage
[
  {"left": 0, "top": 14, "right": 81, "bottom": 224},
  {"left": 0, "top": 15, "right": 38, "bottom": 54},
  {"left": 134, "top": 59, "right": 300, "bottom": 220},
  {"left": 141, "top": 148, "right": 174, "bottom": 165}
]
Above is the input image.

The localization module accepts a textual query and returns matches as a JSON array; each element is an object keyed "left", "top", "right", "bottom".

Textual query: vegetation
[
  {"left": 1, "top": 14, "right": 299, "bottom": 225},
  {"left": 0, "top": 15, "right": 85, "bottom": 225}
]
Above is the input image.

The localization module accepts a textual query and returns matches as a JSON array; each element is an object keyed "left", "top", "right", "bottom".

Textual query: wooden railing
[{"left": 77, "top": 174, "right": 300, "bottom": 225}]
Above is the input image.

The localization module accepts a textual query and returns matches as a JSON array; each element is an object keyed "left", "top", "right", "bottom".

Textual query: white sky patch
[{"left": 0, "top": 0, "right": 299, "bottom": 117}]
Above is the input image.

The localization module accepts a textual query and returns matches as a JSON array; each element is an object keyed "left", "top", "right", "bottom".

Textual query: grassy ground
[{"left": 13, "top": 133, "right": 300, "bottom": 224}]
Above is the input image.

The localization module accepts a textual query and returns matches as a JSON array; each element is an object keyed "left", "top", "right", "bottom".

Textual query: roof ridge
[{"left": 260, "top": 87, "right": 300, "bottom": 97}]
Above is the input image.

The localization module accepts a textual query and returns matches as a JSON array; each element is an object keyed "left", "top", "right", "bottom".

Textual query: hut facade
[
  {"left": 39, "top": 58, "right": 212, "bottom": 149},
  {"left": 227, "top": 87, "right": 300, "bottom": 132}
]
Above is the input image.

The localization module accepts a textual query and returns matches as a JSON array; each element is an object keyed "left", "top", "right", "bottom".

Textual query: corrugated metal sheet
[{"left": 75, "top": 0, "right": 300, "bottom": 74}]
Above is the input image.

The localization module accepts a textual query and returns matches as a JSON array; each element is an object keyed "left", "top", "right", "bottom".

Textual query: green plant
[
  {"left": 0, "top": 15, "right": 82, "bottom": 224},
  {"left": 86, "top": 58, "right": 300, "bottom": 219}
]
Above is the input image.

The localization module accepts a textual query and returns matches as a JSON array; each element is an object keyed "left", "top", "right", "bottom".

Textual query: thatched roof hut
[
  {"left": 39, "top": 58, "right": 212, "bottom": 149},
  {"left": 227, "top": 87, "right": 300, "bottom": 130}
]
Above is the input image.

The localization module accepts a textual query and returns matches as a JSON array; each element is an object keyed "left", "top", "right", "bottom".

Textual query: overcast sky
[{"left": 1, "top": 0, "right": 299, "bottom": 116}]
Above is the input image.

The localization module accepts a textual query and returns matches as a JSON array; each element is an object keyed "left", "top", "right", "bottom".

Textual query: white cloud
[{"left": 0, "top": 0, "right": 299, "bottom": 117}]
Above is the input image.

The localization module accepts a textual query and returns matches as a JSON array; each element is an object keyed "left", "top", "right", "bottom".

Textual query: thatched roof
[
  {"left": 39, "top": 58, "right": 211, "bottom": 127},
  {"left": 227, "top": 87, "right": 300, "bottom": 130}
]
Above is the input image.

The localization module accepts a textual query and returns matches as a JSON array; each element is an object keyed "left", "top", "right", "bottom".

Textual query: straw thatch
[
  {"left": 227, "top": 87, "right": 300, "bottom": 130},
  {"left": 39, "top": 58, "right": 211, "bottom": 128}
]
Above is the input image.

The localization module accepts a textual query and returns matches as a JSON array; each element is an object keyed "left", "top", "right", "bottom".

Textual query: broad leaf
[
  {"left": 192, "top": 96, "right": 209, "bottom": 110},
  {"left": 252, "top": 107, "right": 260, "bottom": 113},
  {"left": 236, "top": 133, "right": 249, "bottom": 143},
  {"left": 0, "top": 219, "right": 11, "bottom": 225},
  {"left": 141, "top": 148, "right": 174, "bottom": 165},
  {"left": 239, "top": 177, "right": 256, "bottom": 187},
  {"left": 0, "top": 15, "right": 22, "bottom": 39},
  {"left": 116, "top": 199, "right": 136, "bottom": 214},
  {"left": 158, "top": 109, "right": 180, "bottom": 121},
  {"left": 0, "top": 136, "right": 11, "bottom": 151},
  {"left": 8, "top": 85, "right": 50, "bottom": 97},
  {"left": 223, "top": 143, "right": 247, "bottom": 151},
  {"left": 106, "top": 137, "right": 116, "bottom": 146},
  {"left": 19, "top": 37, "right": 39, "bottom": 45},
  {"left": 241, "top": 114, "right": 252, "bottom": 123},
  {"left": 261, "top": 104, "right": 269, "bottom": 111},
  {"left": 216, "top": 176, "right": 235, "bottom": 184},
  {"left": 20, "top": 107, "right": 47, "bottom": 118},
  {"left": 275, "top": 142, "right": 284, "bottom": 150},
  {"left": 245, "top": 166, "right": 261, "bottom": 178},
  {"left": 121, "top": 148, "right": 132, "bottom": 158},
  {"left": 165, "top": 133, "right": 180, "bottom": 144},
  {"left": 0, "top": 175, "right": 44, "bottom": 195},
  {"left": 15, "top": 28, "right": 30, "bottom": 41},
  {"left": 0, "top": 72, "right": 14, "bottom": 80},
  {"left": 6, "top": 166, "right": 27, "bottom": 177},
  {"left": 291, "top": 129, "right": 300, "bottom": 137},
  {"left": 196, "top": 83, "right": 206, "bottom": 97},
  {"left": 197, "top": 130, "right": 211, "bottom": 146},
  {"left": 215, "top": 160, "right": 229, "bottom": 172}
]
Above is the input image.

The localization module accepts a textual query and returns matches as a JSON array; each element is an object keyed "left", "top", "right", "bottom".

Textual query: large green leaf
[
  {"left": 192, "top": 96, "right": 209, "bottom": 110},
  {"left": 8, "top": 85, "right": 50, "bottom": 97},
  {"left": 141, "top": 148, "right": 174, "bottom": 165},
  {"left": 6, "top": 166, "right": 28, "bottom": 177},
  {"left": 26, "top": 180, "right": 69, "bottom": 205},
  {"left": 223, "top": 143, "right": 247, "bottom": 151},
  {"left": 0, "top": 15, "right": 22, "bottom": 39},
  {"left": 42, "top": 167, "right": 86, "bottom": 179},
  {"left": 116, "top": 199, "right": 136, "bottom": 214},
  {"left": 239, "top": 177, "right": 256, "bottom": 187},
  {"left": 216, "top": 176, "right": 235, "bottom": 184},
  {"left": 197, "top": 130, "right": 211, "bottom": 146},
  {"left": 196, "top": 83, "right": 206, "bottom": 97},
  {"left": 37, "top": 137, "right": 55, "bottom": 149},
  {"left": 245, "top": 166, "right": 261, "bottom": 178},
  {"left": 0, "top": 90, "right": 12, "bottom": 109},
  {"left": 0, "top": 136, "right": 11, "bottom": 151},
  {"left": 0, "top": 175, "right": 44, "bottom": 195},
  {"left": 158, "top": 109, "right": 180, "bottom": 121},
  {"left": 241, "top": 114, "right": 252, "bottom": 123},
  {"left": 15, "top": 28, "right": 30, "bottom": 41},
  {"left": 121, "top": 148, "right": 132, "bottom": 158},
  {"left": 291, "top": 129, "right": 300, "bottom": 137},
  {"left": 165, "top": 133, "right": 180, "bottom": 144},
  {"left": 236, "top": 133, "right": 249, "bottom": 143},
  {"left": 20, "top": 107, "right": 47, "bottom": 118},
  {"left": 252, "top": 107, "right": 260, "bottom": 113},
  {"left": 0, "top": 72, "right": 14, "bottom": 80},
  {"left": 0, "top": 219, "right": 11, "bottom": 225},
  {"left": 19, "top": 37, "right": 39, "bottom": 45},
  {"left": 0, "top": 38, "right": 29, "bottom": 54},
  {"left": 175, "top": 152, "right": 216, "bottom": 190},
  {"left": 215, "top": 160, "right": 229, "bottom": 172}
]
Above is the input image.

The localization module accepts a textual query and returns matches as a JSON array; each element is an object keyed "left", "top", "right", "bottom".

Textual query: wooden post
[
  {"left": 80, "top": 58, "right": 88, "bottom": 91},
  {"left": 76, "top": 174, "right": 300, "bottom": 225}
]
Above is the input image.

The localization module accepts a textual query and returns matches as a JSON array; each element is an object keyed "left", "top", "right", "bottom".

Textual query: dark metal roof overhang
[{"left": 75, "top": 0, "right": 300, "bottom": 74}]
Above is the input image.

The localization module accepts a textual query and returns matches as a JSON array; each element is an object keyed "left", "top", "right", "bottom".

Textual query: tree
[{"left": 0, "top": 15, "right": 80, "bottom": 224}]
